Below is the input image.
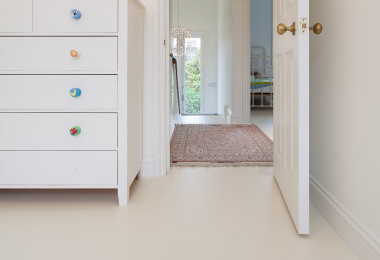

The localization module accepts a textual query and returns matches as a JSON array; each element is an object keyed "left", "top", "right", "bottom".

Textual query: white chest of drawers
[{"left": 0, "top": 0, "right": 145, "bottom": 206}]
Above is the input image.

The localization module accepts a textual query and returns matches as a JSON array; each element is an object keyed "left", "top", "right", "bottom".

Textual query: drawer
[
  {"left": 36, "top": 0, "right": 118, "bottom": 33},
  {"left": 0, "top": 37, "right": 117, "bottom": 71},
  {"left": 0, "top": 151, "right": 117, "bottom": 185},
  {"left": 0, "top": 75, "right": 118, "bottom": 110},
  {"left": 0, "top": 0, "right": 32, "bottom": 33},
  {"left": 0, "top": 113, "right": 117, "bottom": 150}
]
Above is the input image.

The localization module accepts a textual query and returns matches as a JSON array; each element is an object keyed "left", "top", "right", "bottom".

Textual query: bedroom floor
[
  {"left": 0, "top": 108, "right": 356, "bottom": 259},
  {"left": 250, "top": 108, "right": 273, "bottom": 139},
  {"left": 0, "top": 167, "right": 357, "bottom": 260}
]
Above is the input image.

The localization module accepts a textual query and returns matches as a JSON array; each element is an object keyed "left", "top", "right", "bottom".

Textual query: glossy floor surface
[
  {"left": 0, "top": 167, "right": 357, "bottom": 260},
  {"left": 0, "top": 109, "right": 357, "bottom": 259},
  {"left": 250, "top": 108, "right": 273, "bottom": 140}
]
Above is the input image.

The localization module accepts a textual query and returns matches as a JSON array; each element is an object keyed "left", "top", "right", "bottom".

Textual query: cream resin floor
[
  {"left": 0, "top": 167, "right": 357, "bottom": 260},
  {"left": 0, "top": 109, "right": 357, "bottom": 260},
  {"left": 250, "top": 108, "right": 273, "bottom": 140}
]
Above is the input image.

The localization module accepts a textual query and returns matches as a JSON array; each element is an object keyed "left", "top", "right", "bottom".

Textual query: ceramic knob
[
  {"left": 70, "top": 9, "right": 82, "bottom": 19},
  {"left": 70, "top": 50, "right": 79, "bottom": 58},
  {"left": 70, "top": 126, "right": 81, "bottom": 136},
  {"left": 70, "top": 88, "right": 82, "bottom": 97}
]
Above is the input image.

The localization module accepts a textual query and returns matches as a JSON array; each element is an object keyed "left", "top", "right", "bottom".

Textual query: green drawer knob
[{"left": 70, "top": 126, "right": 81, "bottom": 136}]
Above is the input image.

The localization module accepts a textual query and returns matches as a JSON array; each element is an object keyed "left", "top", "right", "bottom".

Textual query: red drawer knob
[{"left": 70, "top": 126, "right": 81, "bottom": 136}]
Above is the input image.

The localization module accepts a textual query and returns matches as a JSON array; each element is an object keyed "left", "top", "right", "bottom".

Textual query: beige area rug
[{"left": 170, "top": 124, "right": 273, "bottom": 167}]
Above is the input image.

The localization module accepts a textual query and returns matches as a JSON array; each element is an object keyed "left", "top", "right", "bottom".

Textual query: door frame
[{"left": 158, "top": 0, "right": 251, "bottom": 174}]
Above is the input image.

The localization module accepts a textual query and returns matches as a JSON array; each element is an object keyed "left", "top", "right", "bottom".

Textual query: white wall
[
  {"left": 310, "top": 0, "right": 380, "bottom": 258},
  {"left": 230, "top": 0, "right": 250, "bottom": 124},
  {"left": 250, "top": 0, "right": 272, "bottom": 56},
  {"left": 217, "top": 0, "right": 233, "bottom": 115},
  {"left": 170, "top": 0, "right": 219, "bottom": 114},
  {"left": 139, "top": 0, "right": 157, "bottom": 176}
]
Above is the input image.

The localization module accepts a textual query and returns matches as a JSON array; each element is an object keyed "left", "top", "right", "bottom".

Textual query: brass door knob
[
  {"left": 277, "top": 22, "right": 296, "bottom": 36},
  {"left": 310, "top": 23, "right": 323, "bottom": 34}
]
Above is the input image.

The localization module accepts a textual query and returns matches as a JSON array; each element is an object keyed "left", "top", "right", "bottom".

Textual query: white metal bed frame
[{"left": 250, "top": 47, "right": 274, "bottom": 108}]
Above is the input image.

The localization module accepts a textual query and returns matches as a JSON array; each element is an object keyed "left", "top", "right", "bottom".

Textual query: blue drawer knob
[
  {"left": 70, "top": 9, "right": 82, "bottom": 19},
  {"left": 70, "top": 88, "right": 82, "bottom": 97}
]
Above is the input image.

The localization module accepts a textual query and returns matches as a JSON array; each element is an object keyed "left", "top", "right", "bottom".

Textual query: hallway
[
  {"left": 0, "top": 167, "right": 357, "bottom": 260},
  {"left": 172, "top": 108, "right": 273, "bottom": 138}
]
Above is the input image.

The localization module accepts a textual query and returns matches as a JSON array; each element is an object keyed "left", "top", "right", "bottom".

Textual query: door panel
[{"left": 273, "top": 0, "right": 309, "bottom": 234}]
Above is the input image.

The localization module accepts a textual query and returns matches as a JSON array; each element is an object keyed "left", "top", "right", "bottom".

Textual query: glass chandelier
[{"left": 171, "top": 0, "right": 191, "bottom": 57}]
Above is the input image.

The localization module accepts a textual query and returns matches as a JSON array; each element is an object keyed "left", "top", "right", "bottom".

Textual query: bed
[
  {"left": 250, "top": 47, "right": 274, "bottom": 107},
  {"left": 251, "top": 78, "right": 274, "bottom": 93}
]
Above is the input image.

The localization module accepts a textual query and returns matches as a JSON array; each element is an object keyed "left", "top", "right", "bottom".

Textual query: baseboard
[
  {"left": 141, "top": 155, "right": 156, "bottom": 177},
  {"left": 310, "top": 175, "right": 380, "bottom": 260},
  {"left": 230, "top": 114, "right": 248, "bottom": 124}
]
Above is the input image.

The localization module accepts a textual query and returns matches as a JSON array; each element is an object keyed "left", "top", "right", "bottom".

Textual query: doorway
[
  {"left": 170, "top": 0, "right": 219, "bottom": 117},
  {"left": 249, "top": 0, "right": 274, "bottom": 139},
  {"left": 164, "top": 0, "right": 311, "bottom": 234},
  {"left": 169, "top": 0, "right": 231, "bottom": 128},
  {"left": 177, "top": 32, "right": 205, "bottom": 114},
  {"left": 169, "top": 0, "right": 273, "bottom": 166}
]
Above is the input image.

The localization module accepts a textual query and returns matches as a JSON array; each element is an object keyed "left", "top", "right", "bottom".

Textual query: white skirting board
[
  {"left": 142, "top": 156, "right": 157, "bottom": 177},
  {"left": 230, "top": 114, "right": 248, "bottom": 125},
  {"left": 310, "top": 175, "right": 380, "bottom": 260}
]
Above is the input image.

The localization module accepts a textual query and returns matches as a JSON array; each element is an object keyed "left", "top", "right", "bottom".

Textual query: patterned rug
[{"left": 170, "top": 124, "right": 273, "bottom": 167}]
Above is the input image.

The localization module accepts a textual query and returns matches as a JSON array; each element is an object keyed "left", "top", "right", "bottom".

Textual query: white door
[{"left": 273, "top": 0, "right": 310, "bottom": 234}]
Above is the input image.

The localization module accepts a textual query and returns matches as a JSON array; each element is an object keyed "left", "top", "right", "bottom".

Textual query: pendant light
[{"left": 171, "top": 0, "right": 191, "bottom": 57}]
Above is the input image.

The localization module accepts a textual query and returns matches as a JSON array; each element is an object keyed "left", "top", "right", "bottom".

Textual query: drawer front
[
  {"left": 36, "top": 0, "right": 118, "bottom": 33},
  {"left": 0, "top": 0, "right": 32, "bottom": 33},
  {"left": 0, "top": 113, "right": 117, "bottom": 150},
  {"left": 0, "top": 37, "right": 117, "bottom": 71},
  {"left": 0, "top": 151, "right": 117, "bottom": 185},
  {"left": 0, "top": 75, "right": 118, "bottom": 110}
]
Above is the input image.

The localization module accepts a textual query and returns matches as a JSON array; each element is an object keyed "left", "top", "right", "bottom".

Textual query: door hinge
[{"left": 164, "top": 40, "right": 166, "bottom": 45}]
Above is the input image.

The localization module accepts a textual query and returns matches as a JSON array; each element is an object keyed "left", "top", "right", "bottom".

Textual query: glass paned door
[{"left": 183, "top": 37, "right": 202, "bottom": 114}]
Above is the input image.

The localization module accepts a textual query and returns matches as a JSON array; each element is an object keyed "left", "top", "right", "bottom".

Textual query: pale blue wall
[{"left": 250, "top": 0, "right": 273, "bottom": 56}]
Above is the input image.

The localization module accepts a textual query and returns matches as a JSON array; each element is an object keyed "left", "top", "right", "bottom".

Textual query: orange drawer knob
[{"left": 70, "top": 50, "right": 79, "bottom": 58}]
